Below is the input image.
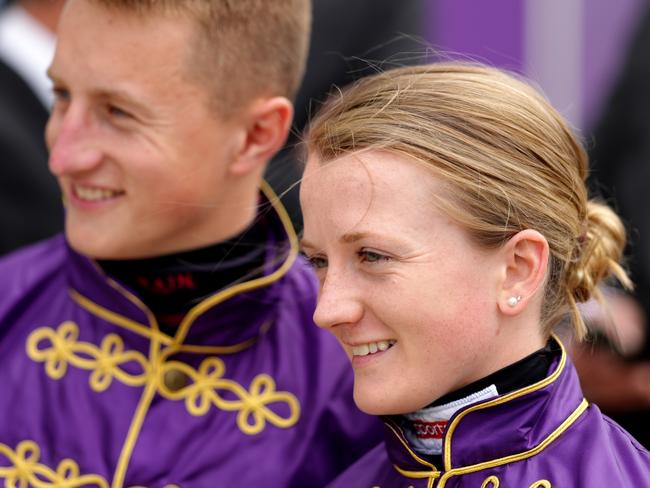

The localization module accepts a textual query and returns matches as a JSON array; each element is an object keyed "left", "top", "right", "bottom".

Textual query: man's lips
[{"left": 72, "top": 183, "right": 125, "bottom": 202}]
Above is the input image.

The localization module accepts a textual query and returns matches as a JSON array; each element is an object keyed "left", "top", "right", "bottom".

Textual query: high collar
[
  {"left": 381, "top": 337, "right": 588, "bottom": 480},
  {"left": 64, "top": 182, "right": 299, "bottom": 353}
]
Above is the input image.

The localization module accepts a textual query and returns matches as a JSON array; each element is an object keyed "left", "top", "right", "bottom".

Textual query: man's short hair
[{"left": 92, "top": 0, "right": 312, "bottom": 115}]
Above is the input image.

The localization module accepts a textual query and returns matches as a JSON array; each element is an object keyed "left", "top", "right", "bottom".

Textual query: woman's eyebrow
[
  {"left": 341, "top": 232, "right": 368, "bottom": 244},
  {"left": 301, "top": 231, "right": 384, "bottom": 249},
  {"left": 299, "top": 238, "right": 316, "bottom": 251}
]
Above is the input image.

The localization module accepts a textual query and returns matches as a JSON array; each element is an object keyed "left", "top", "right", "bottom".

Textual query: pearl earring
[{"left": 507, "top": 295, "right": 522, "bottom": 307}]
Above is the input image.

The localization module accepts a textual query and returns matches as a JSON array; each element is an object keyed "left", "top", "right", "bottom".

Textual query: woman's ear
[
  {"left": 229, "top": 96, "right": 294, "bottom": 176},
  {"left": 498, "top": 229, "right": 549, "bottom": 315}
]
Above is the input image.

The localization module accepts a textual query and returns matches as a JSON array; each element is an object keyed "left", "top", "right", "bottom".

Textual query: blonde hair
[
  {"left": 92, "top": 0, "right": 311, "bottom": 115},
  {"left": 306, "top": 62, "right": 631, "bottom": 339}
]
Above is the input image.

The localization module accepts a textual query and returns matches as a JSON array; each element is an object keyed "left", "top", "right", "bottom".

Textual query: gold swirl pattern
[
  {"left": 26, "top": 323, "right": 300, "bottom": 435},
  {"left": 480, "top": 476, "right": 551, "bottom": 488},
  {"left": 481, "top": 475, "right": 499, "bottom": 488},
  {"left": 158, "top": 358, "right": 300, "bottom": 435},
  {"left": 26, "top": 322, "right": 149, "bottom": 391},
  {"left": 129, "top": 485, "right": 179, "bottom": 488},
  {"left": 370, "top": 486, "right": 415, "bottom": 488},
  {"left": 0, "top": 440, "right": 109, "bottom": 488}
]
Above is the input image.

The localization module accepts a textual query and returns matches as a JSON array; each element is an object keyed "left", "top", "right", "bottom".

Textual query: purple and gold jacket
[
  {"left": 327, "top": 339, "right": 650, "bottom": 488},
  {"left": 0, "top": 193, "right": 381, "bottom": 487}
]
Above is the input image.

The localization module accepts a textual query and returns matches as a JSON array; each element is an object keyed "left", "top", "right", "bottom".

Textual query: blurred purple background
[{"left": 428, "top": 0, "right": 645, "bottom": 131}]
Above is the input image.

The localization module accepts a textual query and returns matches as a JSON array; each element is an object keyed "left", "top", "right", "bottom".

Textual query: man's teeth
[
  {"left": 351, "top": 340, "right": 396, "bottom": 357},
  {"left": 75, "top": 186, "right": 121, "bottom": 201}
]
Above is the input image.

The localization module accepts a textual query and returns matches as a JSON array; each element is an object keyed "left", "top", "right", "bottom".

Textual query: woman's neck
[{"left": 396, "top": 340, "right": 558, "bottom": 464}]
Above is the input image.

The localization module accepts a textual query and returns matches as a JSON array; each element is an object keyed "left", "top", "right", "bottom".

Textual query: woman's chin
[
  {"left": 353, "top": 388, "right": 406, "bottom": 416},
  {"left": 354, "top": 382, "right": 440, "bottom": 416}
]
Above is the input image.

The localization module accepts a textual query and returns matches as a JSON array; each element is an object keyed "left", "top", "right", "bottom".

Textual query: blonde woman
[{"left": 299, "top": 63, "right": 650, "bottom": 487}]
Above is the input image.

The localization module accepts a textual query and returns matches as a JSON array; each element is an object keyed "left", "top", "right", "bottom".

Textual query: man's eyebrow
[
  {"left": 46, "top": 67, "right": 58, "bottom": 82},
  {"left": 44, "top": 72, "right": 153, "bottom": 118},
  {"left": 97, "top": 88, "right": 143, "bottom": 107}
]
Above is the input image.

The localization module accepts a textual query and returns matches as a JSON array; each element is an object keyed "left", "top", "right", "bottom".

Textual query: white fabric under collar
[
  {"left": 403, "top": 384, "right": 499, "bottom": 456},
  {"left": 0, "top": 4, "right": 55, "bottom": 108}
]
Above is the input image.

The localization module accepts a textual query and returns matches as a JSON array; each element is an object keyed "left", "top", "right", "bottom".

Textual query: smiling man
[{"left": 0, "top": 0, "right": 380, "bottom": 486}]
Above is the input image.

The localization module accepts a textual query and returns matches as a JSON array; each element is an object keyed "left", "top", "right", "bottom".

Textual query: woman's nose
[{"left": 313, "top": 271, "right": 364, "bottom": 330}]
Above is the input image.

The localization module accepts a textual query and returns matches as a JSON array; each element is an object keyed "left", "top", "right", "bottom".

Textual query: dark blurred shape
[
  {"left": 0, "top": 0, "right": 64, "bottom": 256},
  {"left": 582, "top": 3, "right": 650, "bottom": 448},
  {"left": 265, "top": 0, "right": 427, "bottom": 230}
]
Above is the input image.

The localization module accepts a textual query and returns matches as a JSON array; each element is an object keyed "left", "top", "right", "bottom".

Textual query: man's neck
[{"left": 99, "top": 210, "right": 271, "bottom": 334}]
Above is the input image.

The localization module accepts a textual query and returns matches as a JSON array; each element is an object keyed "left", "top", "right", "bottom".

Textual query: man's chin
[{"left": 65, "top": 227, "right": 124, "bottom": 260}]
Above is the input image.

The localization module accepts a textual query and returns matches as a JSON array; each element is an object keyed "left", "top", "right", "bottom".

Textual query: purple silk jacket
[
  {"left": 327, "top": 339, "right": 650, "bottom": 488},
  {"left": 0, "top": 193, "right": 382, "bottom": 487}
]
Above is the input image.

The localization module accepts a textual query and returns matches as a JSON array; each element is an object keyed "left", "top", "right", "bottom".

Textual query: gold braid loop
[
  {"left": 479, "top": 475, "right": 551, "bottom": 488},
  {"left": 0, "top": 440, "right": 109, "bottom": 488},
  {"left": 480, "top": 475, "right": 499, "bottom": 488},
  {"left": 27, "top": 323, "right": 300, "bottom": 436},
  {"left": 26, "top": 322, "right": 150, "bottom": 391},
  {"left": 158, "top": 358, "right": 300, "bottom": 435}
]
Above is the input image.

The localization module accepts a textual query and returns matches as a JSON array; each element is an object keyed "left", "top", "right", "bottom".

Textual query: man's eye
[
  {"left": 52, "top": 87, "right": 70, "bottom": 103},
  {"left": 108, "top": 105, "right": 132, "bottom": 118},
  {"left": 358, "top": 250, "right": 390, "bottom": 263}
]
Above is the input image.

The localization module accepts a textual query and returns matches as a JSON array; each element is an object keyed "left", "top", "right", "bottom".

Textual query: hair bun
[{"left": 566, "top": 201, "right": 631, "bottom": 303}]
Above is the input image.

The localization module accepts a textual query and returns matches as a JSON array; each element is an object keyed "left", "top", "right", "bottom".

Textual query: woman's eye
[
  {"left": 359, "top": 250, "right": 390, "bottom": 263},
  {"left": 303, "top": 254, "right": 328, "bottom": 269}
]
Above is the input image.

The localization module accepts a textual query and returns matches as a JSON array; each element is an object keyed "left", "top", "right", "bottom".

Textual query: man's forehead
[
  {"left": 55, "top": 1, "right": 197, "bottom": 80},
  {"left": 49, "top": 0, "right": 218, "bottom": 122},
  {"left": 57, "top": 0, "right": 195, "bottom": 53}
]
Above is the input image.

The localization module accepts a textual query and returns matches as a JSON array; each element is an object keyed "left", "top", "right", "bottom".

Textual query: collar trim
[
  {"left": 388, "top": 337, "right": 588, "bottom": 482},
  {"left": 172, "top": 181, "right": 298, "bottom": 346},
  {"left": 385, "top": 421, "right": 440, "bottom": 472},
  {"left": 394, "top": 463, "right": 440, "bottom": 481},
  {"left": 443, "top": 336, "right": 568, "bottom": 471},
  {"left": 70, "top": 288, "right": 171, "bottom": 345},
  {"left": 437, "top": 399, "right": 588, "bottom": 487}
]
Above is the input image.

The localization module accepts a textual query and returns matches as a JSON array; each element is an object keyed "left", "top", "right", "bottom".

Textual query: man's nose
[
  {"left": 313, "top": 270, "right": 364, "bottom": 330},
  {"left": 47, "top": 106, "right": 103, "bottom": 176}
]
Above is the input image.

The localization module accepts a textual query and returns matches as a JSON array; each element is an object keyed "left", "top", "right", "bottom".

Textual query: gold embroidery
[
  {"left": 370, "top": 485, "right": 415, "bottom": 488},
  {"left": 0, "top": 440, "right": 109, "bottom": 488},
  {"left": 480, "top": 475, "right": 499, "bottom": 487},
  {"left": 530, "top": 481, "right": 551, "bottom": 488},
  {"left": 478, "top": 475, "right": 551, "bottom": 488},
  {"left": 27, "top": 323, "right": 300, "bottom": 436},
  {"left": 19, "top": 183, "right": 299, "bottom": 487},
  {"left": 129, "top": 485, "right": 179, "bottom": 488},
  {"left": 0, "top": 439, "right": 181, "bottom": 488},
  {"left": 26, "top": 321, "right": 149, "bottom": 391},
  {"left": 158, "top": 359, "right": 300, "bottom": 435}
]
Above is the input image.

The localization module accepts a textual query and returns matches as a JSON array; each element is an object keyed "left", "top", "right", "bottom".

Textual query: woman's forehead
[
  {"left": 301, "top": 151, "right": 447, "bottom": 231},
  {"left": 303, "top": 150, "right": 442, "bottom": 198}
]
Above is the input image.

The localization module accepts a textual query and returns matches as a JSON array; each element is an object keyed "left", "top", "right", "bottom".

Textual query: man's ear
[
  {"left": 498, "top": 229, "right": 549, "bottom": 315},
  {"left": 229, "top": 96, "right": 293, "bottom": 176}
]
